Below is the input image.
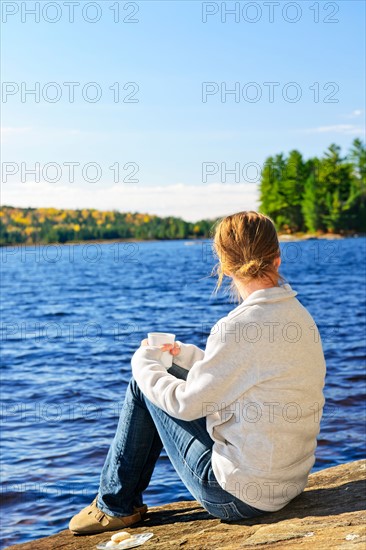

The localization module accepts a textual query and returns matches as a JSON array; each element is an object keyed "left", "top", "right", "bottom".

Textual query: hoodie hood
[{"left": 228, "top": 283, "right": 298, "bottom": 319}]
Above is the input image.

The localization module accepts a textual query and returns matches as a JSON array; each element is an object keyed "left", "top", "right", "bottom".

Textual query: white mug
[{"left": 147, "top": 332, "right": 176, "bottom": 369}]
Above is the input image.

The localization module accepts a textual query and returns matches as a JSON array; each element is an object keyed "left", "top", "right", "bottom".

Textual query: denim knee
[
  {"left": 128, "top": 363, "right": 187, "bottom": 402},
  {"left": 200, "top": 499, "right": 244, "bottom": 521},
  {"left": 126, "top": 376, "right": 144, "bottom": 402},
  {"left": 127, "top": 364, "right": 188, "bottom": 405},
  {"left": 201, "top": 498, "right": 268, "bottom": 522}
]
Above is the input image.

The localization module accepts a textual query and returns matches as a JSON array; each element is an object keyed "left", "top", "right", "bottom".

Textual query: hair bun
[
  {"left": 237, "top": 259, "right": 262, "bottom": 278},
  {"left": 212, "top": 211, "right": 286, "bottom": 297}
]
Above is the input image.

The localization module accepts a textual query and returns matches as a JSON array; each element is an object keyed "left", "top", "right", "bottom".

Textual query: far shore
[{"left": 1, "top": 232, "right": 364, "bottom": 248}]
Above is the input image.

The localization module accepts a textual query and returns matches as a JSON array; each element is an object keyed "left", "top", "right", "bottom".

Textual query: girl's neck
[{"left": 233, "top": 276, "right": 279, "bottom": 301}]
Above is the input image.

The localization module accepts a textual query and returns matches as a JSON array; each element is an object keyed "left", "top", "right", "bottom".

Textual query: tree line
[
  {"left": 259, "top": 138, "right": 365, "bottom": 233},
  {"left": 1, "top": 139, "right": 364, "bottom": 245},
  {"left": 0, "top": 207, "right": 217, "bottom": 245}
]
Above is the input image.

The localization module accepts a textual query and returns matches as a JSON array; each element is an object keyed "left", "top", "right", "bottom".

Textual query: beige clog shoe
[{"left": 69, "top": 497, "right": 148, "bottom": 535}]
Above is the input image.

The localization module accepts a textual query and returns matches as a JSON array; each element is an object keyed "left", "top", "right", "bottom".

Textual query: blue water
[{"left": 1, "top": 238, "right": 365, "bottom": 548}]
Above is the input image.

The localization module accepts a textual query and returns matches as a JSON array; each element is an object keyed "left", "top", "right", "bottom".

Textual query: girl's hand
[{"left": 140, "top": 339, "right": 181, "bottom": 356}]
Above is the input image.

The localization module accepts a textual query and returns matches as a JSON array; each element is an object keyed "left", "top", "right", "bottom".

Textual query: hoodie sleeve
[
  {"left": 131, "top": 319, "right": 258, "bottom": 421},
  {"left": 171, "top": 341, "right": 205, "bottom": 371}
]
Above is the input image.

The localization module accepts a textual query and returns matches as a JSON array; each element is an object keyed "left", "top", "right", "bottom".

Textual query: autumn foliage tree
[{"left": 0, "top": 207, "right": 218, "bottom": 245}]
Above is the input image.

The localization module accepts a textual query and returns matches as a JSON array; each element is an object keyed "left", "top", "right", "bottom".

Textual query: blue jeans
[{"left": 96, "top": 364, "right": 269, "bottom": 522}]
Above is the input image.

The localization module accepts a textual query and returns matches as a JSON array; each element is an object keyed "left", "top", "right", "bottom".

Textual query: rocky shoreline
[{"left": 5, "top": 460, "right": 366, "bottom": 549}]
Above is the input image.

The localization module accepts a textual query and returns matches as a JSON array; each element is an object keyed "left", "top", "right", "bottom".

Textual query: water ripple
[{"left": 1, "top": 238, "right": 365, "bottom": 548}]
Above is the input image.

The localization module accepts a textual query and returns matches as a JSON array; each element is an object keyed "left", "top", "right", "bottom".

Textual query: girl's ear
[{"left": 274, "top": 256, "right": 281, "bottom": 269}]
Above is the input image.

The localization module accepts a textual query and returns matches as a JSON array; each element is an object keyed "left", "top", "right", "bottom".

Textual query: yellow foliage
[
  {"left": 11, "top": 213, "right": 31, "bottom": 225},
  {"left": 73, "top": 224, "right": 81, "bottom": 232},
  {"left": 193, "top": 224, "right": 200, "bottom": 233},
  {"left": 143, "top": 215, "right": 150, "bottom": 223},
  {"left": 44, "top": 208, "right": 58, "bottom": 216}
]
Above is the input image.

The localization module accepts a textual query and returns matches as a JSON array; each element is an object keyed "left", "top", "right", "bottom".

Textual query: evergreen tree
[
  {"left": 259, "top": 141, "right": 364, "bottom": 234},
  {"left": 280, "top": 150, "right": 307, "bottom": 232},
  {"left": 345, "top": 138, "right": 366, "bottom": 231},
  {"left": 302, "top": 159, "right": 323, "bottom": 233},
  {"left": 259, "top": 154, "right": 287, "bottom": 228},
  {"left": 349, "top": 138, "right": 366, "bottom": 182},
  {"left": 259, "top": 156, "right": 276, "bottom": 216},
  {"left": 318, "top": 144, "right": 354, "bottom": 232}
]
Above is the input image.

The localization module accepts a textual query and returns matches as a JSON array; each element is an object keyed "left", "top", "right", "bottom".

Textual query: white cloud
[
  {"left": 1, "top": 181, "right": 260, "bottom": 222},
  {"left": 344, "top": 109, "right": 364, "bottom": 119},
  {"left": 305, "top": 124, "right": 364, "bottom": 135},
  {"left": 1, "top": 127, "right": 32, "bottom": 142}
]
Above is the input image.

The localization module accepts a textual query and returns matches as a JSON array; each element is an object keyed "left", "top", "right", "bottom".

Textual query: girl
[{"left": 69, "top": 210, "right": 326, "bottom": 534}]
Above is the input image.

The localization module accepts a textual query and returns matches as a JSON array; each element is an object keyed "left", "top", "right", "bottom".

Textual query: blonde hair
[{"left": 210, "top": 210, "right": 287, "bottom": 302}]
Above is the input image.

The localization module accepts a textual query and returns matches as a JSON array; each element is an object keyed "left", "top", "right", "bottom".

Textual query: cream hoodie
[{"left": 131, "top": 283, "right": 326, "bottom": 511}]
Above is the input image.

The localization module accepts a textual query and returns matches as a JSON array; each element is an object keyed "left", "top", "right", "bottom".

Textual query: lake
[{"left": 1, "top": 237, "right": 365, "bottom": 548}]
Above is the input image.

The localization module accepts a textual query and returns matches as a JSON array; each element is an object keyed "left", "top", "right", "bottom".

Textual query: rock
[{"left": 5, "top": 460, "right": 366, "bottom": 549}]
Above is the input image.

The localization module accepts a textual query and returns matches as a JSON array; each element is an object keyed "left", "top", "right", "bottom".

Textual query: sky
[{"left": 1, "top": 0, "right": 365, "bottom": 221}]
